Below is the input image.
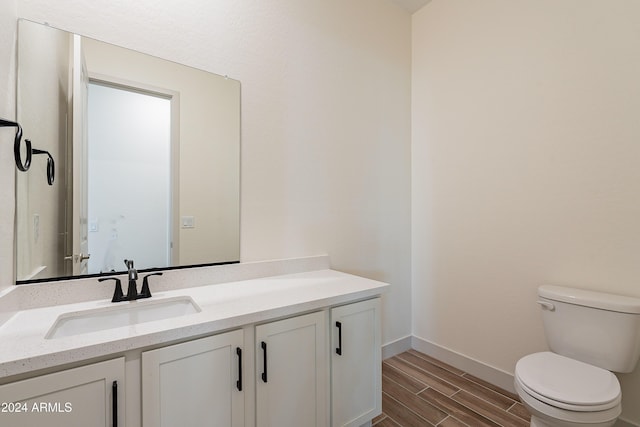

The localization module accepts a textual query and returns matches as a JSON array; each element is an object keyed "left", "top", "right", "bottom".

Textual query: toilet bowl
[
  {"left": 514, "top": 352, "right": 621, "bottom": 427},
  {"left": 514, "top": 285, "right": 640, "bottom": 427}
]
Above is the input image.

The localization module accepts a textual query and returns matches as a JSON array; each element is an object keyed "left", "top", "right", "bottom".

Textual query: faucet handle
[
  {"left": 140, "top": 272, "right": 163, "bottom": 299},
  {"left": 99, "top": 277, "right": 125, "bottom": 303}
]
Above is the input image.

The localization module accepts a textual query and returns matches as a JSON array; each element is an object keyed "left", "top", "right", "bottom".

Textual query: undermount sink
[{"left": 45, "top": 296, "right": 201, "bottom": 339}]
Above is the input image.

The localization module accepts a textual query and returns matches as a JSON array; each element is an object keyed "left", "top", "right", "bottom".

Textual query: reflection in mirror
[{"left": 16, "top": 20, "right": 240, "bottom": 283}]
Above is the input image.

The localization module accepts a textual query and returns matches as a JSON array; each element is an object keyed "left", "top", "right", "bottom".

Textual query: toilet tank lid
[{"left": 539, "top": 285, "right": 640, "bottom": 314}]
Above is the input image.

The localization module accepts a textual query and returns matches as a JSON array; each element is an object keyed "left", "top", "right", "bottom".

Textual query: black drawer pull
[
  {"left": 236, "top": 347, "right": 243, "bottom": 391},
  {"left": 112, "top": 380, "right": 118, "bottom": 427},
  {"left": 261, "top": 341, "right": 268, "bottom": 383},
  {"left": 336, "top": 321, "right": 343, "bottom": 355}
]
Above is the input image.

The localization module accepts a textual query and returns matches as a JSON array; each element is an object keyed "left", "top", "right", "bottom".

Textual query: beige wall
[
  {"left": 9, "top": 1, "right": 413, "bottom": 346},
  {"left": 412, "top": 0, "right": 640, "bottom": 423},
  {"left": 0, "top": 0, "right": 17, "bottom": 292}
]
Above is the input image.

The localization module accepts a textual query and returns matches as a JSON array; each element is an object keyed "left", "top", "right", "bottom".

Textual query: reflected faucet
[{"left": 124, "top": 259, "right": 138, "bottom": 301}]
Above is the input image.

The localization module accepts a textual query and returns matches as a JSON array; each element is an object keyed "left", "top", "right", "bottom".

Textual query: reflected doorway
[{"left": 87, "top": 81, "right": 173, "bottom": 273}]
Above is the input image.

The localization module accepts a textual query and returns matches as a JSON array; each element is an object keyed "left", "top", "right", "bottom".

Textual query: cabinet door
[
  {"left": 255, "top": 311, "right": 327, "bottom": 427},
  {"left": 142, "top": 329, "right": 244, "bottom": 427},
  {"left": 0, "top": 357, "right": 125, "bottom": 427},
  {"left": 331, "top": 298, "right": 381, "bottom": 427}
]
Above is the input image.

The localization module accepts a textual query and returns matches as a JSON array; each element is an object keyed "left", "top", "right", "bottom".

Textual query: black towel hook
[
  {"left": 32, "top": 148, "right": 55, "bottom": 185},
  {"left": 0, "top": 117, "right": 55, "bottom": 185}
]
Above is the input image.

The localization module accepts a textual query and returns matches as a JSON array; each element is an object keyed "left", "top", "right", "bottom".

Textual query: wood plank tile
[
  {"left": 383, "top": 376, "right": 448, "bottom": 424},
  {"left": 379, "top": 350, "right": 531, "bottom": 427},
  {"left": 382, "top": 392, "right": 436, "bottom": 427},
  {"left": 451, "top": 390, "right": 529, "bottom": 427},
  {"left": 418, "top": 388, "right": 501, "bottom": 427},
  {"left": 461, "top": 372, "right": 520, "bottom": 401},
  {"left": 406, "top": 350, "right": 465, "bottom": 376},
  {"left": 386, "top": 357, "right": 459, "bottom": 396},
  {"left": 383, "top": 361, "right": 429, "bottom": 393},
  {"left": 372, "top": 413, "right": 387, "bottom": 424},
  {"left": 508, "top": 402, "right": 532, "bottom": 422},
  {"left": 438, "top": 415, "right": 469, "bottom": 427},
  {"left": 397, "top": 352, "right": 515, "bottom": 410},
  {"left": 375, "top": 416, "right": 403, "bottom": 427}
]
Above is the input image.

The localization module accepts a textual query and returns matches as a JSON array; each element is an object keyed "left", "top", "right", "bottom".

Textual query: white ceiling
[{"left": 389, "top": 0, "right": 431, "bottom": 14}]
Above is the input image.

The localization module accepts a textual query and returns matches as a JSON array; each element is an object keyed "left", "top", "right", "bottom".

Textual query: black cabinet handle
[
  {"left": 261, "top": 341, "right": 268, "bottom": 383},
  {"left": 112, "top": 380, "right": 118, "bottom": 427},
  {"left": 336, "top": 321, "right": 343, "bottom": 355},
  {"left": 236, "top": 347, "right": 243, "bottom": 391}
]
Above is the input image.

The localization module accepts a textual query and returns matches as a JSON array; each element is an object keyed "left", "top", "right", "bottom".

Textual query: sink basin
[{"left": 46, "top": 296, "right": 201, "bottom": 339}]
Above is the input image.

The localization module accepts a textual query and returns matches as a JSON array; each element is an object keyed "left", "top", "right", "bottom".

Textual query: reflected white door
[{"left": 87, "top": 81, "right": 171, "bottom": 273}]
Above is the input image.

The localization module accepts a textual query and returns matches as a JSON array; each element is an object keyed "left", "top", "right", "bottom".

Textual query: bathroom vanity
[{"left": 0, "top": 258, "right": 388, "bottom": 427}]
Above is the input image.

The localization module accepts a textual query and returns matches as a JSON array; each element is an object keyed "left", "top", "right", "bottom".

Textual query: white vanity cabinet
[
  {"left": 255, "top": 311, "right": 328, "bottom": 427},
  {"left": 140, "top": 300, "right": 380, "bottom": 427},
  {"left": 0, "top": 357, "right": 125, "bottom": 427},
  {"left": 141, "top": 329, "right": 245, "bottom": 427},
  {"left": 330, "top": 298, "right": 381, "bottom": 427},
  {"left": 0, "top": 280, "right": 384, "bottom": 427}
]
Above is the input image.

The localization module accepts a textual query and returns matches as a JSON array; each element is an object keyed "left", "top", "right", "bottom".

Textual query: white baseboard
[
  {"left": 410, "top": 335, "right": 516, "bottom": 394},
  {"left": 382, "top": 335, "right": 412, "bottom": 360}
]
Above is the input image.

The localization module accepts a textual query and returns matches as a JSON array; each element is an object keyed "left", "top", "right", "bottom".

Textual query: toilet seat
[
  {"left": 515, "top": 352, "right": 621, "bottom": 412},
  {"left": 515, "top": 379, "right": 621, "bottom": 426}
]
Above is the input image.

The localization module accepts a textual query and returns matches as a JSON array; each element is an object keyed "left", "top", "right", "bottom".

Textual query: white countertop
[{"left": 0, "top": 269, "right": 388, "bottom": 379}]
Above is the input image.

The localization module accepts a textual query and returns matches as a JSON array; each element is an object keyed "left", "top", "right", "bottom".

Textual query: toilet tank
[{"left": 538, "top": 285, "right": 640, "bottom": 373}]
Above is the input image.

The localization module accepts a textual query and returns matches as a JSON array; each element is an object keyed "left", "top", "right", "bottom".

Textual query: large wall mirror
[{"left": 16, "top": 20, "right": 240, "bottom": 284}]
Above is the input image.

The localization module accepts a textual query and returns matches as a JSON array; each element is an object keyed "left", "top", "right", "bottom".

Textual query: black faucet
[{"left": 98, "top": 260, "right": 163, "bottom": 303}]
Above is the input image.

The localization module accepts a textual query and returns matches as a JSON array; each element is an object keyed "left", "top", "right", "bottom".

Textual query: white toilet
[{"left": 514, "top": 285, "right": 640, "bottom": 427}]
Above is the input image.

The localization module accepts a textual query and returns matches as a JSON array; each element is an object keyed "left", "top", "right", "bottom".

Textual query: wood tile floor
[{"left": 374, "top": 350, "right": 531, "bottom": 427}]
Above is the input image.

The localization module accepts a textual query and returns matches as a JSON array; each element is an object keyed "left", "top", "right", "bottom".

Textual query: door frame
[{"left": 86, "top": 72, "right": 181, "bottom": 266}]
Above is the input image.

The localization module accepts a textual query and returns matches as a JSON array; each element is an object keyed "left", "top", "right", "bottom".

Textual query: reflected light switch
[
  {"left": 89, "top": 218, "right": 99, "bottom": 232},
  {"left": 181, "top": 216, "right": 195, "bottom": 229}
]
